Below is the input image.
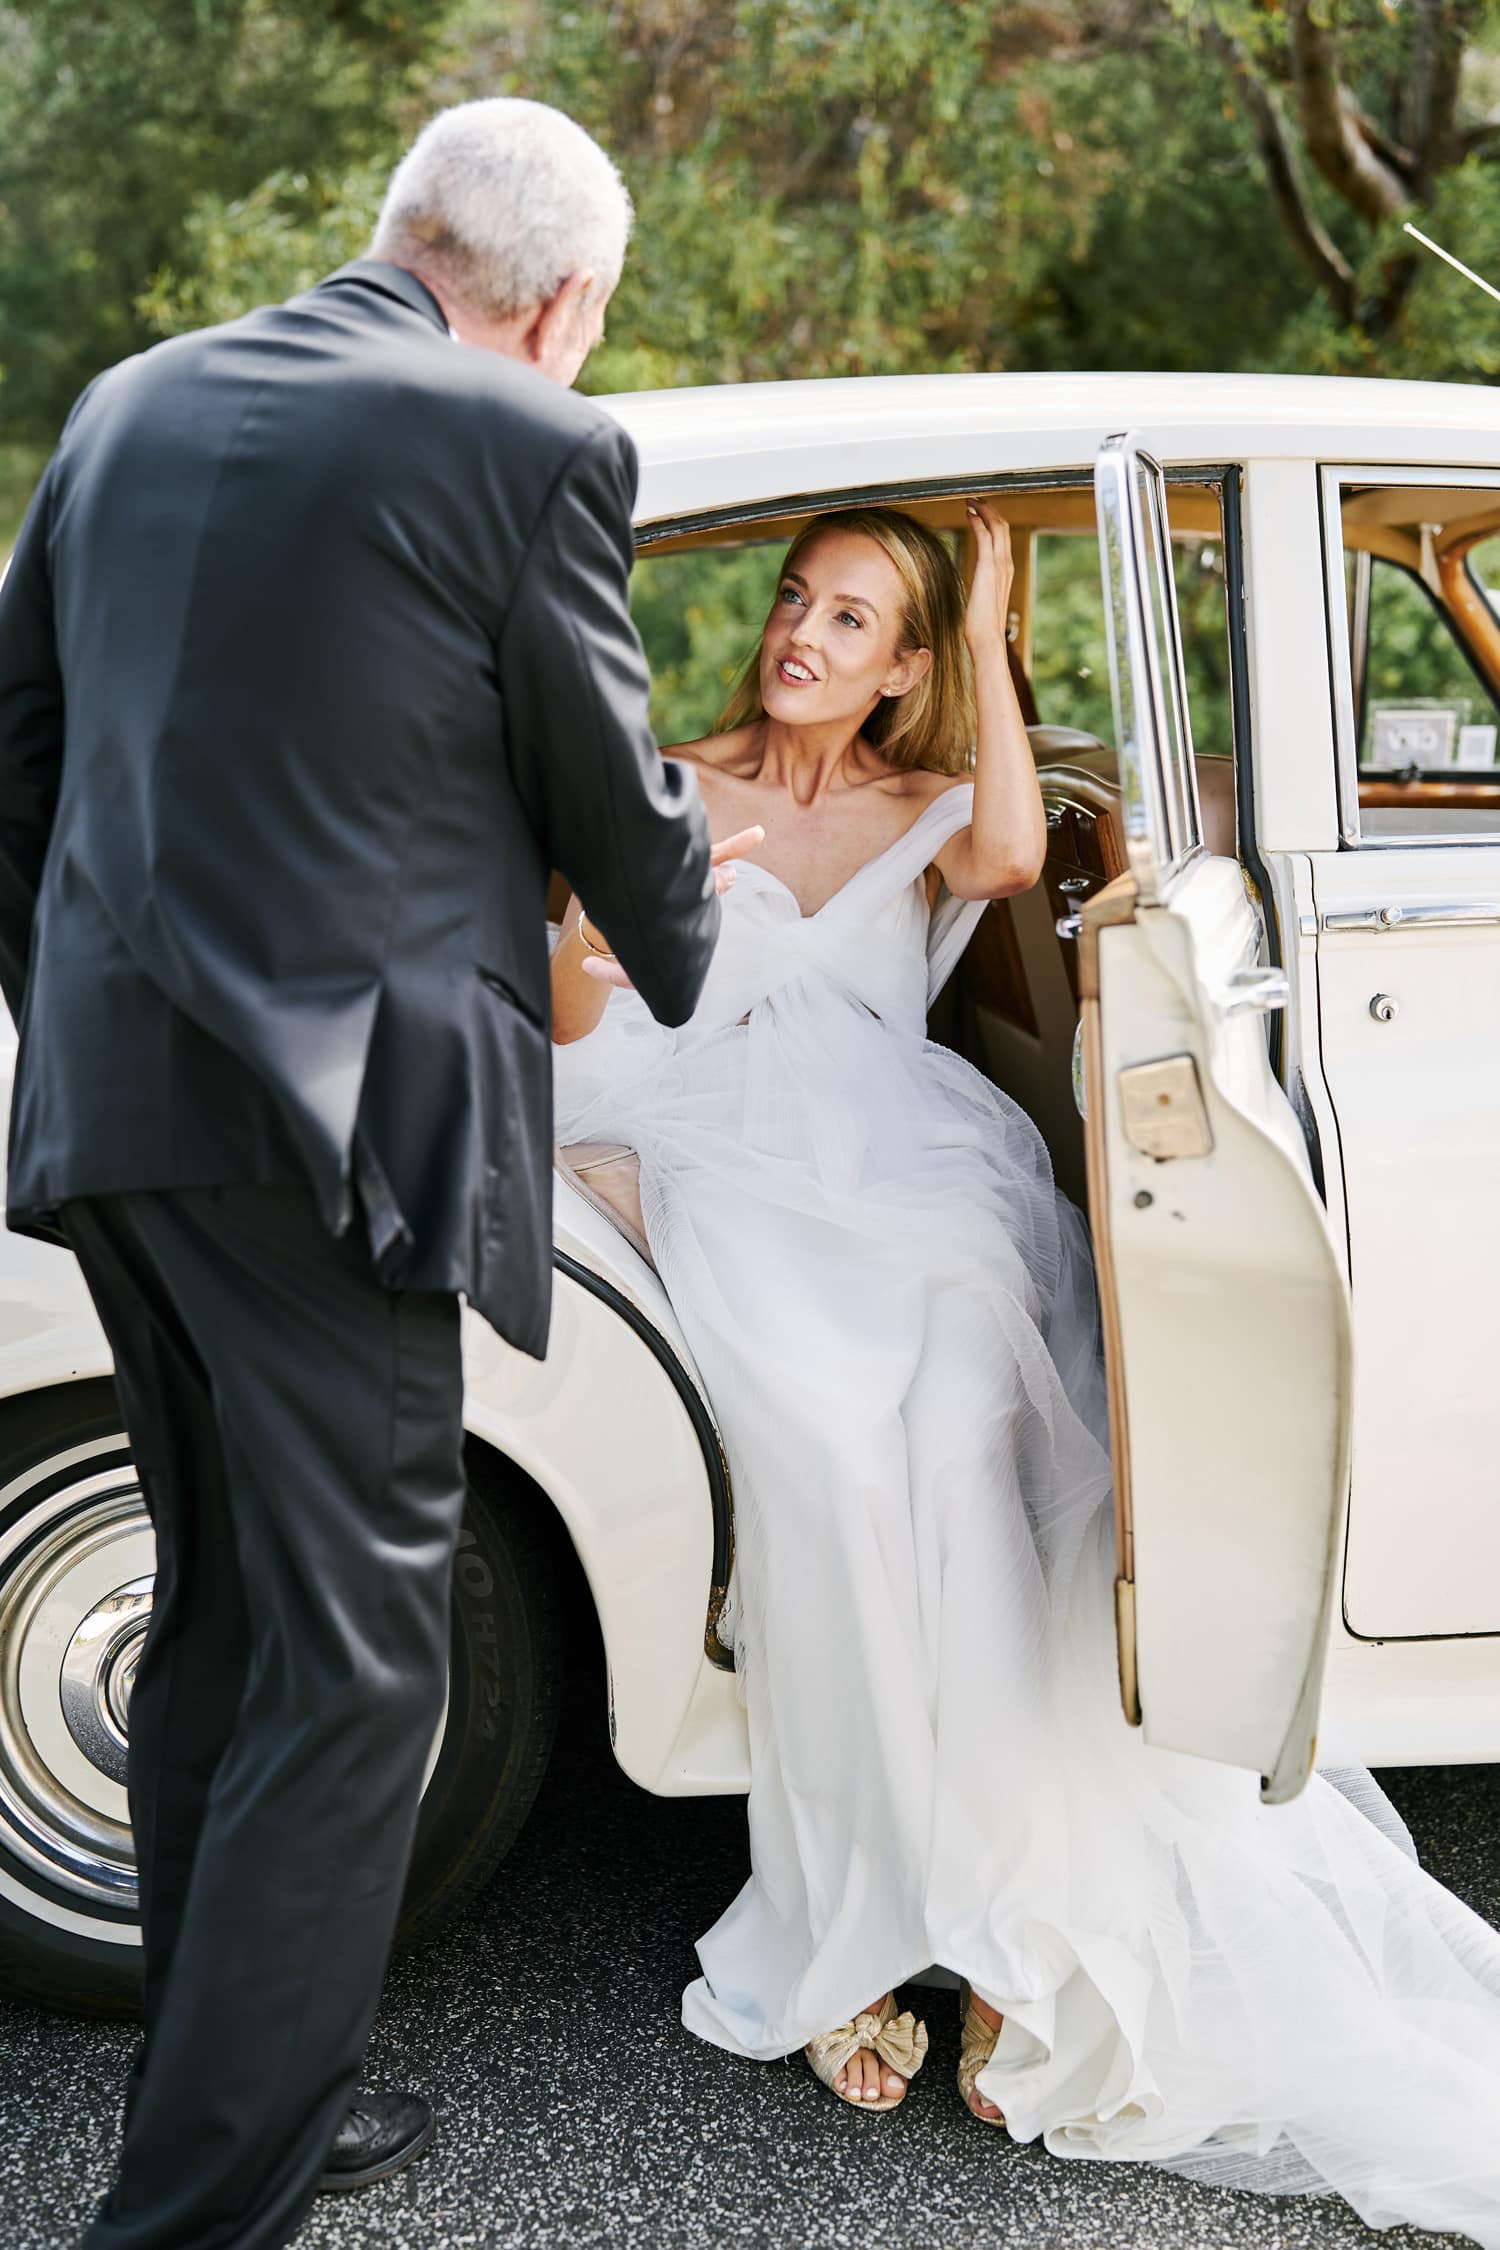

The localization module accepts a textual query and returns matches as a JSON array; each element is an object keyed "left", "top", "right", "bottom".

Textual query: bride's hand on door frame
[{"left": 963, "top": 499, "right": 1015, "bottom": 670}]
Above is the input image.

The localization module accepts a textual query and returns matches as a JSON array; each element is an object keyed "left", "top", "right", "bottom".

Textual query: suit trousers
[{"left": 60, "top": 1184, "right": 466, "bottom": 2250}]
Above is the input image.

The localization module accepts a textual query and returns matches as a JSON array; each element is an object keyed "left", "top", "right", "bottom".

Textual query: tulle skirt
[{"left": 556, "top": 995, "right": 1500, "bottom": 2246}]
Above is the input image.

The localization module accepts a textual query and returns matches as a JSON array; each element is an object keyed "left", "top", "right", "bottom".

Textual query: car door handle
[
  {"left": 1321, "top": 903, "right": 1500, "bottom": 934},
  {"left": 1219, "top": 967, "right": 1290, "bottom": 1016}
]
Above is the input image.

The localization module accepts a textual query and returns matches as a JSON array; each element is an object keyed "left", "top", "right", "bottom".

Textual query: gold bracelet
[{"left": 577, "top": 914, "right": 616, "bottom": 961}]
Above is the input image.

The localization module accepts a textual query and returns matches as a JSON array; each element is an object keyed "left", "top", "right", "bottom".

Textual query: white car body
[{"left": 7, "top": 370, "right": 1500, "bottom": 1991}]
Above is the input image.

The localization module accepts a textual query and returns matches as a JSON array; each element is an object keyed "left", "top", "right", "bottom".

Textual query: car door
[
  {"left": 1312, "top": 465, "right": 1500, "bottom": 1642},
  {"left": 1080, "top": 436, "right": 1354, "bottom": 1804}
]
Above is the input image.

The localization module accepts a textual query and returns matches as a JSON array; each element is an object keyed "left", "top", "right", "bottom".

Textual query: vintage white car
[{"left": 5, "top": 369, "right": 1500, "bottom": 2015}]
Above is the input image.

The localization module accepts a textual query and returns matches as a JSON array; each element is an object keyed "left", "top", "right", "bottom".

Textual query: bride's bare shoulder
[
  {"left": 897, "top": 768, "right": 974, "bottom": 802},
  {"left": 663, "top": 725, "right": 762, "bottom": 779}
]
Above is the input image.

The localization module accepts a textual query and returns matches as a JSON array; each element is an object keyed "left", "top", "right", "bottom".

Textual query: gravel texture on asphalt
[{"left": 4, "top": 1664, "right": 1497, "bottom": 2250}]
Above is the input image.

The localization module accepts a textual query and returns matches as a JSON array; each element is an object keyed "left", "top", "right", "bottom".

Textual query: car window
[
  {"left": 633, "top": 498, "right": 1236, "bottom": 794},
  {"left": 630, "top": 543, "right": 785, "bottom": 750},
  {"left": 1356, "top": 554, "right": 1500, "bottom": 770},
  {"left": 1330, "top": 477, "right": 1500, "bottom": 843},
  {"left": 1030, "top": 528, "right": 1233, "bottom": 762},
  {"left": 1470, "top": 533, "right": 1500, "bottom": 614}
]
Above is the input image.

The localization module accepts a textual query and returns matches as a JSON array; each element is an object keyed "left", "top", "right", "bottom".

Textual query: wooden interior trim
[
  {"left": 1078, "top": 873, "right": 1139, "bottom": 1731},
  {"left": 1439, "top": 533, "right": 1500, "bottom": 700},
  {"left": 637, "top": 481, "right": 1225, "bottom": 557},
  {"left": 1076, "top": 872, "right": 1138, "bottom": 1005},
  {"left": 1358, "top": 777, "right": 1500, "bottom": 809},
  {"left": 1080, "top": 980, "right": 1141, "bottom": 1728},
  {"left": 1342, "top": 524, "right": 1422, "bottom": 570}
]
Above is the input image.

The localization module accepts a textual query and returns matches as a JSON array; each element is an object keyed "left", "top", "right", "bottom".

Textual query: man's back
[
  {"left": 2, "top": 261, "right": 717, "bottom": 1352},
  {"left": 0, "top": 102, "right": 722, "bottom": 2247}
]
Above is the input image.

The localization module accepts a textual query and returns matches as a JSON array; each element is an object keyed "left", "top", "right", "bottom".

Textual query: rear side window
[
  {"left": 1031, "top": 518, "right": 1232, "bottom": 760},
  {"left": 1326, "top": 472, "right": 1500, "bottom": 842}
]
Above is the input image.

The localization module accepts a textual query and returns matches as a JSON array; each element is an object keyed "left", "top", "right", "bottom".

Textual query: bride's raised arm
[{"left": 931, "top": 501, "right": 1047, "bottom": 903}]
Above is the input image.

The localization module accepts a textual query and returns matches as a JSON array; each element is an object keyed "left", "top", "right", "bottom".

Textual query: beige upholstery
[
  {"left": 1193, "top": 756, "right": 1237, "bottom": 860},
  {"left": 1029, "top": 728, "right": 1237, "bottom": 864},
  {"left": 554, "top": 1139, "right": 653, "bottom": 1267}
]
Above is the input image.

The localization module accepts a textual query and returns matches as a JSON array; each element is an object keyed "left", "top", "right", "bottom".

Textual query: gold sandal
[
  {"left": 804, "top": 1991, "right": 929, "bottom": 2112},
  {"left": 957, "top": 1979, "right": 1007, "bottom": 2127}
]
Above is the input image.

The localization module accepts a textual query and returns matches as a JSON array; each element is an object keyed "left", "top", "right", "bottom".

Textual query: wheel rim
[
  {"left": 0, "top": 1440, "right": 148, "bottom": 1907},
  {"left": 0, "top": 1426, "right": 452, "bottom": 1921}
]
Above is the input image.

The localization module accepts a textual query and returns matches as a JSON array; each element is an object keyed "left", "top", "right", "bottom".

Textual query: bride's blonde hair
[{"left": 717, "top": 508, "right": 977, "bottom": 776}]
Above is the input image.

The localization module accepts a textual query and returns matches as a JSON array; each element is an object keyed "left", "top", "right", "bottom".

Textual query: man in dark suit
[{"left": 0, "top": 97, "right": 718, "bottom": 2248}]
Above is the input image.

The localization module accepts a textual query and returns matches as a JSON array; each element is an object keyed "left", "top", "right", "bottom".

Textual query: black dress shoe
[{"left": 318, "top": 2090, "right": 436, "bottom": 2193}]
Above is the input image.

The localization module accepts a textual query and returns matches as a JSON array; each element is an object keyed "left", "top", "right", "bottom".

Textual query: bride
[{"left": 550, "top": 502, "right": 1500, "bottom": 2244}]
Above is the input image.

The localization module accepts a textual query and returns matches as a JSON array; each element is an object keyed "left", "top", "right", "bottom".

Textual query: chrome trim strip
[
  {"left": 1319, "top": 463, "right": 1365, "bottom": 851},
  {"left": 1095, "top": 440, "right": 1162, "bottom": 903},
  {"left": 1095, "top": 436, "right": 1206, "bottom": 906},
  {"left": 1321, "top": 902, "right": 1500, "bottom": 933}
]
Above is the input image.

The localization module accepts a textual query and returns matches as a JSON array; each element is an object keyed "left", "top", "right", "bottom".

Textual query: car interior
[
  {"left": 1339, "top": 480, "right": 1500, "bottom": 836},
  {"left": 553, "top": 473, "right": 1500, "bottom": 1253}
]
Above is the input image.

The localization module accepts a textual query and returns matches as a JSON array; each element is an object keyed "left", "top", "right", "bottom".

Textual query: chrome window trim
[
  {"left": 1320, "top": 461, "right": 1500, "bottom": 852},
  {"left": 1095, "top": 435, "right": 1205, "bottom": 903}
]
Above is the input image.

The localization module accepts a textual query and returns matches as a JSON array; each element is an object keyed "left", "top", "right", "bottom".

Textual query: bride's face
[{"left": 759, "top": 529, "right": 932, "bottom": 732}]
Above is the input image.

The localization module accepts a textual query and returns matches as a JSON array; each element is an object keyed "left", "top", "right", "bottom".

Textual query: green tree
[
  {"left": 0, "top": 0, "right": 440, "bottom": 493},
  {"left": 1182, "top": 0, "right": 1500, "bottom": 374}
]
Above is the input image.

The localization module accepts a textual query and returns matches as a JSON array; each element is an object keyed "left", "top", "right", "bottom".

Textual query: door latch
[{"left": 1220, "top": 967, "right": 1290, "bottom": 1017}]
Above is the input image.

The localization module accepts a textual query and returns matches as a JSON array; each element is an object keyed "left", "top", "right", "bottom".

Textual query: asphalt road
[{"left": 5, "top": 1674, "right": 1498, "bottom": 2250}]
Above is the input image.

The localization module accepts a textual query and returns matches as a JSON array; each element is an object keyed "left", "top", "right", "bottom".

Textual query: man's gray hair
[{"left": 371, "top": 98, "right": 632, "bottom": 320}]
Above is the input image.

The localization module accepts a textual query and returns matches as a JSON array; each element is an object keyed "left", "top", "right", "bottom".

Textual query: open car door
[{"left": 1082, "top": 436, "right": 1354, "bottom": 1805}]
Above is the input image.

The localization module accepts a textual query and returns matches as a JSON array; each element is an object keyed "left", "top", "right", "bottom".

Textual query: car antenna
[{"left": 1402, "top": 221, "right": 1500, "bottom": 306}]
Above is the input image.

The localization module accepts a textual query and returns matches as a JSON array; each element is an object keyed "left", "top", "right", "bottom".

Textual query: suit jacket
[{"left": 0, "top": 260, "right": 718, "bottom": 1357}]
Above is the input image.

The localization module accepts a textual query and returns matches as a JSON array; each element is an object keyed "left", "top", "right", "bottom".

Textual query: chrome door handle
[
  {"left": 1220, "top": 967, "right": 1289, "bottom": 1016},
  {"left": 1056, "top": 875, "right": 1092, "bottom": 897},
  {"left": 1056, "top": 914, "right": 1083, "bottom": 940},
  {"left": 1322, "top": 903, "right": 1500, "bottom": 934}
]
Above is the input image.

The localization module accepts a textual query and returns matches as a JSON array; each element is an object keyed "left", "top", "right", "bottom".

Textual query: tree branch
[
  {"left": 1407, "top": 0, "right": 1470, "bottom": 196},
  {"left": 1204, "top": 23, "right": 1357, "bottom": 327},
  {"left": 1341, "top": 91, "right": 1416, "bottom": 185},
  {"left": 1286, "top": 0, "right": 1411, "bottom": 225}
]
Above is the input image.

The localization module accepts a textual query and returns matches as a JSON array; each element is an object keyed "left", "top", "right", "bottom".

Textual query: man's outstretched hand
[{"left": 579, "top": 826, "right": 765, "bottom": 988}]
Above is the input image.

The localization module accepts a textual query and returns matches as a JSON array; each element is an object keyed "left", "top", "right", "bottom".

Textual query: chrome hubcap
[
  {"left": 0, "top": 1428, "right": 452, "bottom": 1922},
  {"left": 60, "top": 1576, "right": 152, "bottom": 1788},
  {"left": 0, "top": 1442, "right": 149, "bottom": 1907}
]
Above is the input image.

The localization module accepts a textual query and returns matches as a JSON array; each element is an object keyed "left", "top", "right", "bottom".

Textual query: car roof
[{"left": 602, "top": 371, "right": 1500, "bottom": 527}]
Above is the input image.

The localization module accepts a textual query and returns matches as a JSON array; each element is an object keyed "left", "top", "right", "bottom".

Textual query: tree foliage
[{"left": 5, "top": 0, "right": 1500, "bottom": 546}]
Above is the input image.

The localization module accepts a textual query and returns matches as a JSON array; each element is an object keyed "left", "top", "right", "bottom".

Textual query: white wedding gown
[{"left": 554, "top": 783, "right": 1500, "bottom": 2244}]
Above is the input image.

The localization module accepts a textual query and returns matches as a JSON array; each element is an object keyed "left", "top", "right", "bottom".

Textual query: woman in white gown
[{"left": 550, "top": 502, "right": 1500, "bottom": 2245}]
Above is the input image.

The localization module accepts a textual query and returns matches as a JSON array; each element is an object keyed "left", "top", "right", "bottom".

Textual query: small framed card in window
[
  {"left": 1456, "top": 723, "right": 1499, "bottom": 770},
  {"left": 1368, "top": 701, "right": 1463, "bottom": 770}
]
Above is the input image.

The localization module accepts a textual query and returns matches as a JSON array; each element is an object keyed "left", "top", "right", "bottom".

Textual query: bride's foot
[
  {"left": 804, "top": 1993, "right": 929, "bottom": 2112},
  {"left": 837, "top": 1999, "right": 910, "bottom": 2106},
  {"left": 957, "top": 1982, "right": 1007, "bottom": 2126}
]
